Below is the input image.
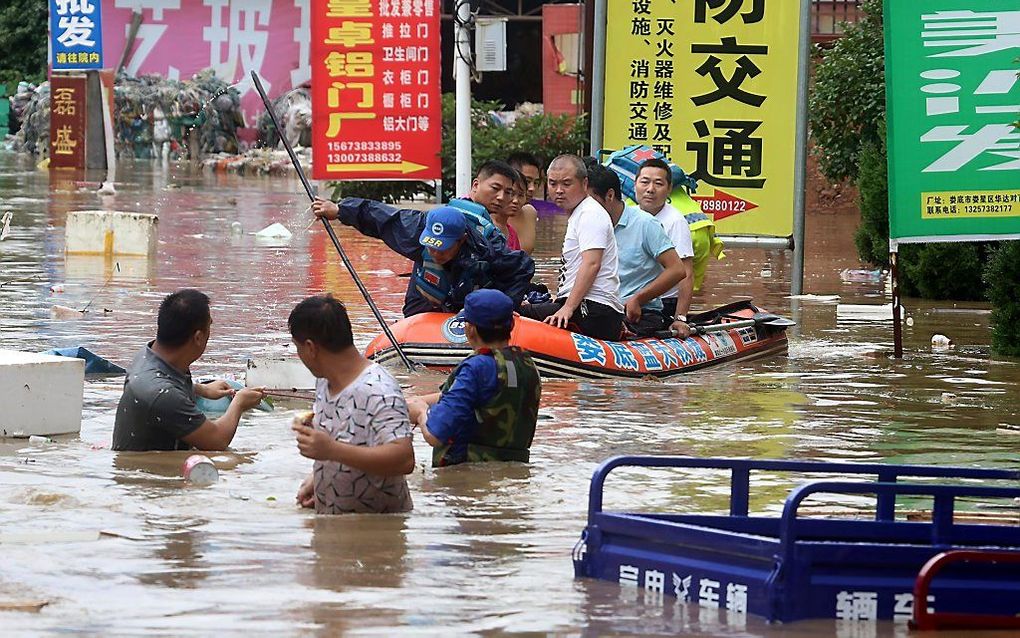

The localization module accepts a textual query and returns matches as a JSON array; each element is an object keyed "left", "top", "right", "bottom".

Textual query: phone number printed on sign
[
  {"left": 311, "top": 0, "right": 441, "bottom": 180},
  {"left": 921, "top": 190, "right": 1020, "bottom": 219}
]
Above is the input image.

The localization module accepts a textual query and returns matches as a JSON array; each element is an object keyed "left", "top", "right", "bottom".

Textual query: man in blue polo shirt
[
  {"left": 407, "top": 289, "right": 541, "bottom": 466},
  {"left": 587, "top": 165, "right": 686, "bottom": 336}
]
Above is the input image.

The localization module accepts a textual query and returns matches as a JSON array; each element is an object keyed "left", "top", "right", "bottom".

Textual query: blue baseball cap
[
  {"left": 461, "top": 289, "right": 514, "bottom": 330},
  {"left": 419, "top": 207, "right": 467, "bottom": 250}
]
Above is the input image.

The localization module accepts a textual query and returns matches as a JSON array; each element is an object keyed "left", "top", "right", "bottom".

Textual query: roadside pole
[
  {"left": 790, "top": 0, "right": 811, "bottom": 297},
  {"left": 588, "top": 0, "right": 608, "bottom": 155},
  {"left": 891, "top": 247, "right": 903, "bottom": 358},
  {"left": 454, "top": 0, "right": 472, "bottom": 196}
]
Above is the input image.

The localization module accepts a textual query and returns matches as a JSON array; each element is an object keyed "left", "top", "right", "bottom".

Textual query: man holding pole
[{"left": 311, "top": 198, "right": 534, "bottom": 317}]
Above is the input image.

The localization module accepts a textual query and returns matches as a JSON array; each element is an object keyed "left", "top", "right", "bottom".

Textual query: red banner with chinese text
[
  {"left": 311, "top": 0, "right": 441, "bottom": 181},
  {"left": 49, "top": 74, "right": 88, "bottom": 169}
]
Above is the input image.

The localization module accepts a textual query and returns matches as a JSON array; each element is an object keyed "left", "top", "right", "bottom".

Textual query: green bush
[
  {"left": 984, "top": 242, "right": 1020, "bottom": 357},
  {"left": 809, "top": 0, "right": 886, "bottom": 183},
  {"left": 327, "top": 93, "right": 589, "bottom": 203},
  {"left": 898, "top": 243, "right": 987, "bottom": 301},
  {"left": 853, "top": 131, "right": 889, "bottom": 267}
]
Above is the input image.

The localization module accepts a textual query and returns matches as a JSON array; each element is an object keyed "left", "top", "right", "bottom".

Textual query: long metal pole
[
  {"left": 250, "top": 71, "right": 414, "bottom": 372},
  {"left": 891, "top": 248, "right": 903, "bottom": 358},
  {"left": 790, "top": 0, "right": 811, "bottom": 296},
  {"left": 454, "top": 0, "right": 472, "bottom": 195},
  {"left": 589, "top": 0, "right": 608, "bottom": 155}
]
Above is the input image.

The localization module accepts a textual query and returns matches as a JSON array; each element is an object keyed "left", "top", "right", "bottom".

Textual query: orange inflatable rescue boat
[{"left": 366, "top": 300, "right": 791, "bottom": 380}]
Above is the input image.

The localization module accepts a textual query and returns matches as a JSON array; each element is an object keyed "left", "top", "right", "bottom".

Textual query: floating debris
[
  {"left": 255, "top": 223, "right": 292, "bottom": 239},
  {"left": 931, "top": 334, "right": 954, "bottom": 351},
  {"left": 0, "top": 211, "right": 11, "bottom": 240},
  {"left": 840, "top": 268, "right": 886, "bottom": 283}
]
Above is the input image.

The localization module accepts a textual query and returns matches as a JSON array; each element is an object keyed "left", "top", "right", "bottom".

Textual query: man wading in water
[
  {"left": 289, "top": 294, "right": 415, "bottom": 514},
  {"left": 407, "top": 289, "right": 541, "bottom": 466},
  {"left": 112, "top": 289, "right": 266, "bottom": 451}
]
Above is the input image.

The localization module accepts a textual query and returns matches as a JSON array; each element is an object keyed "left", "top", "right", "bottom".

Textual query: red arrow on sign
[{"left": 691, "top": 189, "right": 759, "bottom": 222}]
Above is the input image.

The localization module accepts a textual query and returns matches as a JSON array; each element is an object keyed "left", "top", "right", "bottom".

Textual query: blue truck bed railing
[{"left": 577, "top": 456, "right": 1020, "bottom": 624}]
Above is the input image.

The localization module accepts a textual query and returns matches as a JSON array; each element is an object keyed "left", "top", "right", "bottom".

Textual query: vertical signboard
[
  {"left": 311, "top": 0, "right": 441, "bottom": 180},
  {"left": 50, "top": 0, "right": 104, "bottom": 71},
  {"left": 49, "top": 75, "right": 88, "bottom": 169},
  {"left": 886, "top": 2, "right": 1020, "bottom": 245},
  {"left": 603, "top": 0, "right": 805, "bottom": 237}
]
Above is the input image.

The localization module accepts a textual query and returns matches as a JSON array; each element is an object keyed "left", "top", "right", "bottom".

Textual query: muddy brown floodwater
[{"left": 1, "top": 153, "right": 1018, "bottom": 636}]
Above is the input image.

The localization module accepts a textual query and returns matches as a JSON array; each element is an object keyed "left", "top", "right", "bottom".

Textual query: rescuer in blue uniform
[
  {"left": 311, "top": 199, "right": 535, "bottom": 317},
  {"left": 407, "top": 289, "right": 541, "bottom": 467}
]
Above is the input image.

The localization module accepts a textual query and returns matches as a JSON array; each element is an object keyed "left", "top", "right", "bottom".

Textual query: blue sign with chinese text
[{"left": 50, "top": 0, "right": 104, "bottom": 71}]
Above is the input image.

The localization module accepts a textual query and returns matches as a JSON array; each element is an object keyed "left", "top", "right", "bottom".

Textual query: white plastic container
[
  {"left": 0, "top": 350, "right": 84, "bottom": 437},
  {"left": 182, "top": 455, "right": 219, "bottom": 485}
]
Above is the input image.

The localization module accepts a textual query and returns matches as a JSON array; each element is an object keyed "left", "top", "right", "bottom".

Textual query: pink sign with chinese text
[{"left": 101, "top": 0, "right": 309, "bottom": 121}]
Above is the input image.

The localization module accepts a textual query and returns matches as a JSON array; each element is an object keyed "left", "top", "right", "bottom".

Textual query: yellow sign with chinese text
[
  {"left": 921, "top": 191, "right": 1020, "bottom": 220},
  {"left": 603, "top": 0, "right": 805, "bottom": 237}
]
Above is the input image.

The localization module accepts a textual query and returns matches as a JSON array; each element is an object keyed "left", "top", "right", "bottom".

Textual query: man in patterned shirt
[{"left": 288, "top": 294, "right": 415, "bottom": 514}]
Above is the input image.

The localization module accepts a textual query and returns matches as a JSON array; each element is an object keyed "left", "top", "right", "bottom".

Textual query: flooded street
[{"left": 2, "top": 152, "right": 1018, "bottom": 636}]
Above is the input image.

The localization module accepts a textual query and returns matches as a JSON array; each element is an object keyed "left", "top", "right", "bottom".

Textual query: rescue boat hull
[{"left": 366, "top": 301, "right": 789, "bottom": 380}]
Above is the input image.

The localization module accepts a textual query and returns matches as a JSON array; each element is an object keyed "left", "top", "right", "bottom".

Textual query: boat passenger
[
  {"left": 289, "top": 294, "right": 415, "bottom": 514},
  {"left": 490, "top": 168, "right": 529, "bottom": 253},
  {"left": 506, "top": 152, "right": 541, "bottom": 253},
  {"left": 635, "top": 158, "right": 695, "bottom": 337},
  {"left": 447, "top": 160, "right": 518, "bottom": 244},
  {"left": 518, "top": 154, "right": 624, "bottom": 341},
  {"left": 111, "top": 289, "right": 267, "bottom": 452},
  {"left": 587, "top": 165, "right": 685, "bottom": 337},
  {"left": 310, "top": 199, "right": 535, "bottom": 317},
  {"left": 408, "top": 289, "right": 541, "bottom": 467}
]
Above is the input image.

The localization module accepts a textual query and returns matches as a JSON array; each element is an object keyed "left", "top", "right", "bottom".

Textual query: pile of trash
[
  {"left": 8, "top": 70, "right": 244, "bottom": 159},
  {"left": 114, "top": 69, "right": 243, "bottom": 159},
  {"left": 202, "top": 146, "right": 311, "bottom": 176},
  {"left": 9, "top": 82, "right": 50, "bottom": 156},
  {"left": 9, "top": 81, "right": 39, "bottom": 132},
  {"left": 255, "top": 86, "right": 312, "bottom": 150},
  {"left": 488, "top": 102, "right": 543, "bottom": 127},
  {"left": 202, "top": 86, "right": 312, "bottom": 175}
]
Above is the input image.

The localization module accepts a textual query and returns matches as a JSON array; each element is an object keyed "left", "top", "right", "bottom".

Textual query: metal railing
[{"left": 811, "top": 0, "right": 862, "bottom": 42}]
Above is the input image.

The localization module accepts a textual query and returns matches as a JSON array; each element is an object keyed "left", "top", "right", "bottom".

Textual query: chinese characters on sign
[
  {"left": 49, "top": 75, "right": 88, "bottom": 169},
  {"left": 311, "top": 0, "right": 441, "bottom": 180},
  {"left": 51, "top": 0, "right": 104, "bottom": 70},
  {"left": 603, "top": 0, "right": 805, "bottom": 236},
  {"left": 886, "top": 2, "right": 1020, "bottom": 244}
]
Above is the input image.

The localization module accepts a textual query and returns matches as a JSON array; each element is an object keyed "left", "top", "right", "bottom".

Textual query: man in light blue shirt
[{"left": 587, "top": 164, "right": 686, "bottom": 336}]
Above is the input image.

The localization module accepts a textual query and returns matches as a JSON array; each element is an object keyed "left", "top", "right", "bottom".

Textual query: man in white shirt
[
  {"left": 635, "top": 158, "right": 695, "bottom": 337},
  {"left": 519, "top": 154, "right": 624, "bottom": 340}
]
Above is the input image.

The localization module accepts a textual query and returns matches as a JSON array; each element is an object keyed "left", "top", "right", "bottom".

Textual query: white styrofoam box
[
  {"left": 0, "top": 350, "right": 84, "bottom": 437},
  {"left": 245, "top": 357, "right": 316, "bottom": 390},
  {"left": 65, "top": 210, "right": 158, "bottom": 256},
  {"left": 836, "top": 303, "right": 897, "bottom": 322}
]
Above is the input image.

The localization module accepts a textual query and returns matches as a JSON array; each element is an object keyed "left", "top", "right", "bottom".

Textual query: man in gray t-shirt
[{"left": 112, "top": 289, "right": 265, "bottom": 452}]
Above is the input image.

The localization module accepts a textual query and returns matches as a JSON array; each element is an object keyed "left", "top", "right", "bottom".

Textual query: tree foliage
[
  {"left": 853, "top": 128, "right": 889, "bottom": 267},
  {"left": 0, "top": 0, "right": 48, "bottom": 91},
  {"left": 984, "top": 241, "right": 1020, "bottom": 357},
  {"left": 438, "top": 93, "right": 588, "bottom": 200},
  {"left": 809, "top": 0, "right": 886, "bottom": 183}
]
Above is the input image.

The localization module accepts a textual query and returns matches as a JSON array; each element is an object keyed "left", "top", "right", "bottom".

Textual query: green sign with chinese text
[{"left": 885, "top": 1, "right": 1020, "bottom": 246}]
